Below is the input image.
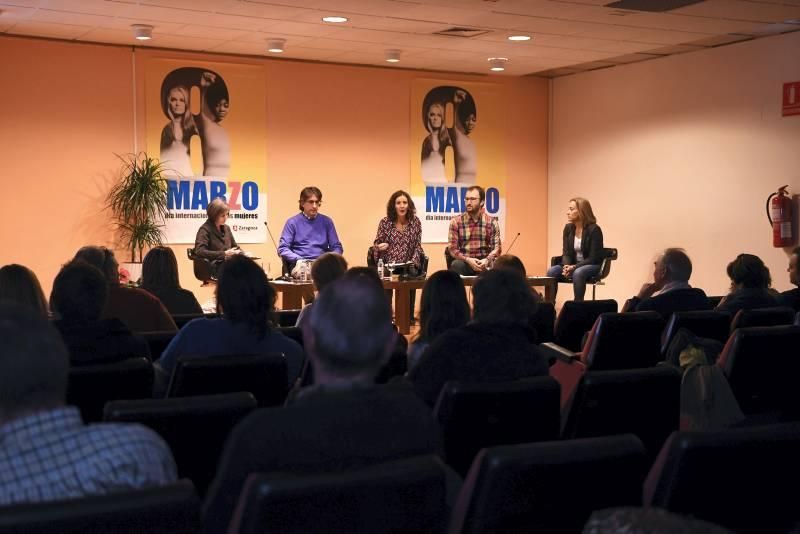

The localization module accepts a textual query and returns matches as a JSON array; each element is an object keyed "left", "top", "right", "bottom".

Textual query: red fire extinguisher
[{"left": 766, "top": 185, "right": 794, "bottom": 248}]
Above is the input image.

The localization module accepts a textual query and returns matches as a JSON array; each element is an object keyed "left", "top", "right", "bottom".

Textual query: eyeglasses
[{"left": 464, "top": 197, "right": 480, "bottom": 202}]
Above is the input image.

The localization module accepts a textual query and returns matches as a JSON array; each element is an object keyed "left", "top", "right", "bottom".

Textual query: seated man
[
  {"left": 74, "top": 246, "right": 177, "bottom": 332},
  {"left": 447, "top": 185, "right": 501, "bottom": 276},
  {"left": 278, "top": 186, "right": 343, "bottom": 279},
  {"left": 0, "top": 304, "right": 176, "bottom": 505},
  {"left": 409, "top": 268, "right": 549, "bottom": 407},
  {"left": 202, "top": 276, "right": 441, "bottom": 533},
  {"left": 623, "top": 248, "right": 711, "bottom": 317},
  {"left": 50, "top": 261, "right": 150, "bottom": 365},
  {"left": 779, "top": 246, "right": 800, "bottom": 311}
]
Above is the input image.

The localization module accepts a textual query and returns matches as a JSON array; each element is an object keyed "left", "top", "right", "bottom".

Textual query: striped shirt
[
  {"left": 0, "top": 407, "right": 176, "bottom": 505},
  {"left": 448, "top": 210, "right": 501, "bottom": 261}
]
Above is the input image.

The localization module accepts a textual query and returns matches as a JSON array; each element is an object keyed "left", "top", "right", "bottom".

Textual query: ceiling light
[
  {"left": 508, "top": 35, "right": 531, "bottom": 41},
  {"left": 385, "top": 49, "right": 401, "bottom": 63},
  {"left": 131, "top": 24, "right": 153, "bottom": 41},
  {"left": 322, "top": 16, "right": 348, "bottom": 23},
  {"left": 488, "top": 57, "right": 508, "bottom": 72},
  {"left": 267, "top": 38, "right": 286, "bottom": 53}
]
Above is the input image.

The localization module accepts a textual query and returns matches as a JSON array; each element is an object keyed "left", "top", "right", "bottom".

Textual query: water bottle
[
  {"left": 377, "top": 258, "right": 384, "bottom": 280},
  {"left": 301, "top": 261, "right": 309, "bottom": 282}
]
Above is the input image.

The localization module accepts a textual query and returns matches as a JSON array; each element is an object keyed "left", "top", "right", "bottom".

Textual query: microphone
[
  {"left": 264, "top": 221, "right": 280, "bottom": 253},
  {"left": 505, "top": 232, "right": 521, "bottom": 255},
  {"left": 265, "top": 222, "right": 291, "bottom": 281}
]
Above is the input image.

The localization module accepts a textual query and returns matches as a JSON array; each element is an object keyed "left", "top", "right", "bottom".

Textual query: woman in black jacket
[{"left": 547, "top": 197, "right": 604, "bottom": 301}]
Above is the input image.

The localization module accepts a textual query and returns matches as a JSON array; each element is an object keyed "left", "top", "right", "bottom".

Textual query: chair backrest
[
  {"left": 451, "top": 434, "right": 647, "bottom": 534},
  {"left": 444, "top": 246, "right": 454, "bottom": 268},
  {"left": 227, "top": 456, "right": 449, "bottom": 534},
  {"left": 0, "top": 480, "right": 200, "bottom": 534},
  {"left": 104, "top": 393, "right": 257, "bottom": 497},
  {"left": 730, "top": 306, "right": 796, "bottom": 332},
  {"left": 420, "top": 249, "right": 430, "bottom": 278},
  {"left": 582, "top": 311, "right": 665, "bottom": 370},
  {"left": 717, "top": 325, "right": 800, "bottom": 417},
  {"left": 554, "top": 299, "right": 618, "bottom": 352},
  {"left": 166, "top": 353, "right": 288, "bottom": 407},
  {"left": 66, "top": 357, "right": 154, "bottom": 423},
  {"left": 433, "top": 377, "right": 561, "bottom": 476},
  {"left": 594, "top": 247, "right": 618, "bottom": 283},
  {"left": 366, "top": 246, "right": 376, "bottom": 268},
  {"left": 187, "top": 248, "right": 214, "bottom": 283},
  {"left": 562, "top": 366, "right": 682, "bottom": 461},
  {"left": 706, "top": 295, "right": 724, "bottom": 308},
  {"left": 276, "top": 326, "right": 304, "bottom": 347},
  {"left": 272, "top": 309, "right": 302, "bottom": 327},
  {"left": 661, "top": 310, "right": 732, "bottom": 356},
  {"left": 796, "top": 311, "right": 800, "bottom": 326},
  {"left": 140, "top": 330, "right": 178, "bottom": 361},
  {"left": 644, "top": 423, "right": 800, "bottom": 534},
  {"left": 531, "top": 301, "right": 556, "bottom": 344}
]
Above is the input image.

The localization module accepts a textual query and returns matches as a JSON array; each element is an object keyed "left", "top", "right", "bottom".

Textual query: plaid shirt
[
  {"left": 448, "top": 210, "right": 501, "bottom": 261},
  {"left": 0, "top": 407, "right": 177, "bottom": 506}
]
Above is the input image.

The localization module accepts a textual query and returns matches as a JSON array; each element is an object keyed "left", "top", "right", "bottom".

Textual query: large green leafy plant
[{"left": 107, "top": 153, "right": 169, "bottom": 263}]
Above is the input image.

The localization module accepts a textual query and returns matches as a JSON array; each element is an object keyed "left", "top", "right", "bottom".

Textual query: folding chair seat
[
  {"left": 553, "top": 299, "right": 618, "bottom": 352},
  {"left": 66, "top": 357, "right": 154, "bottom": 423},
  {"left": 0, "top": 480, "right": 200, "bottom": 534},
  {"left": 433, "top": 377, "right": 560, "bottom": 476},
  {"left": 451, "top": 434, "right": 647, "bottom": 534},
  {"left": 729, "top": 306, "right": 795, "bottom": 332},
  {"left": 227, "top": 456, "right": 449, "bottom": 534},
  {"left": 166, "top": 353, "right": 288, "bottom": 407},
  {"left": 104, "top": 393, "right": 258, "bottom": 496},
  {"left": 660, "top": 310, "right": 731, "bottom": 357},
  {"left": 644, "top": 423, "right": 800, "bottom": 533}
]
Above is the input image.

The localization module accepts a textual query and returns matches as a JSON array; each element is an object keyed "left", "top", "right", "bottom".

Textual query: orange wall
[
  {"left": 1, "top": 36, "right": 548, "bottom": 303},
  {"left": 549, "top": 31, "right": 800, "bottom": 307}
]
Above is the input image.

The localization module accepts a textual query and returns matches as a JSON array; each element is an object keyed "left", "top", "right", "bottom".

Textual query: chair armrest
[{"left": 540, "top": 342, "right": 580, "bottom": 366}]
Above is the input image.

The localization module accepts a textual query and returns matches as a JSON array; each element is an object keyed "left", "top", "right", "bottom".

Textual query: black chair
[
  {"left": 550, "top": 247, "right": 618, "bottom": 300},
  {"left": 276, "top": 326, "right": 304, "bottom": 347},
  {"left": 104, "top": 393, "right": 258, "bottom": 497},
  {"left": 140, "top": 330, "right": 178, "bottom": 361},
  {"left": 553, "top": 299, "right": 618, "bottom": 352},
  {"left": 644, "top": 423, "right": 800, "bottom": 534},
  {"left": 661, "top": 310, "right": 732, "bottom": 357},
  {"left": 227, "top": 456, "right": 449, "bottom": 534},
  {"left": 66, "top": 357, "right": 154, "bottom": 423},
  {"left": 531, "top": 301, "right": 555, "bottom": 344},
  {"left": 272, "top": 309, "right": 302, "bottom": 327},
  {"left": 717, "top": 325, "right": 800, "bottom": 419},
  {"left": 562, "top": 366, "right": 682, "bottom": 461},
  {"left": 729, "top": 306, "right": 796, "bottom": 332},
  {"left": 445, "top": 246, "right": 455, "bottom": 269},
  {"left": 706, "top": 295, "right": 724, "bottom": 308},
  {"left": 0, "top": 480, "right": 200, "bottom": 534},
  {"left": 433, "top": 377, "right": 561, "bottom": 476},
  {"left": 166, "top": 353, "right": 288, "bottom": 407},
  {"left": 581, "top": 311, "right": 665, "bottom": 370},
  {"left": 450, "top": 434, "right": 647, "bottom": 534},
  {"left": 187, "top": 248, "right": 215, "bottom": 285},
  {"left": 796, "top": 311, "right": 800, "bottom": 326}
]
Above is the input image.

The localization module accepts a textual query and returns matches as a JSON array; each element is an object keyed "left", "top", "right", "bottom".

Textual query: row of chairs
[{"left": 5, "top": 423, "right": 797, "bottom": 533}]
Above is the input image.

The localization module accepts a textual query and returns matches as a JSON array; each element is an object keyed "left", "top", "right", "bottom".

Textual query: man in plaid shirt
[{"left": 448, "top": 185, "right": 501, "bottom": 275}]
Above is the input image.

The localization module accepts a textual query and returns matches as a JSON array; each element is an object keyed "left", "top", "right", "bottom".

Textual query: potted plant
[{"left": 106, "top": 152, "right": 170, "bottom": 283}]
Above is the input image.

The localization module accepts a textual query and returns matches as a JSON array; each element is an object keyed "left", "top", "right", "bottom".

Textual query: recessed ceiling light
[
  {"left": 131, "top": 24, "right": 153, "bottom": 41},
  {"left": 267, "top": 38, "right": 286, "bottom": 53},
  {"left": 385, "top": 49, "right": 401, "bottom": 63},
  {"left": 322, "top": 16, "right": 348, "bottom": 23},
  {"left": 508, "top": 35, "right": 531, "bottom": 41},
  {"left": 488, "top": 57, "right": 508, "bottom": 72}
]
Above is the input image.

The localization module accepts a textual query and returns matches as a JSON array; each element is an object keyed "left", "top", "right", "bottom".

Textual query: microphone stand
[{"left": 264, "top": 222, "right": 290, "bottom": 281}]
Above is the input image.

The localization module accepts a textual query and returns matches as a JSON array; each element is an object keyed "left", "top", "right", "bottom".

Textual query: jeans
[{"left": 547, "top": 263, "right": 602, "bottom": 301}]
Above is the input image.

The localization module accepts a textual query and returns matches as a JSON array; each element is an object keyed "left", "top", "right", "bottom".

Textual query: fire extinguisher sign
[{"left": 783, "top": 81, "right": 800, "bottom": 117}]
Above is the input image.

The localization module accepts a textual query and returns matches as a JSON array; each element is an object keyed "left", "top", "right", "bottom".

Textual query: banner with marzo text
[
  {"left": 410, "top": 79, "right": 507, "bottom": 243},
  {"left": 144, "top": 58, "right": 267, "bottom": 243}
]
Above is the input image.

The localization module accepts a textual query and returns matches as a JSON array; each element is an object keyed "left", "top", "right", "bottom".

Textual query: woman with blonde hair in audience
[
  {"left": 141, "top": 246, "right": 202, "bottom": 315},
  {"left": 0, "top": 264, "right": 48, "bottom": 319}
]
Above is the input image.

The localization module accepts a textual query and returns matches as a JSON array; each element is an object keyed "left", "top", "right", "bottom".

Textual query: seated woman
[
  {"left": 716, "top": 253, "right": 779, "bottom": 315},
  {"left": 155, "top": 255, "right": 304, "bottom": 395},
  {"left": 194, "top": 197, "right": 240, "bottom": 278},
  {"left": 407, "top": 270, "right": 470, "bottom": 370},
  {"left": 0, "top": 264, "right": 49, "bottom": 319},
  {"left": 546, "top": 197, "right": 604, "bottom": 301},
  {"left": 141, "top": 246, "right": 203, "bottom": 315}
]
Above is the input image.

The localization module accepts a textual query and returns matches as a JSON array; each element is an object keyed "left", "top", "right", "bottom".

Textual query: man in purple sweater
[{"left": 279, "top": 186, "right": 344, "bottom": 279}]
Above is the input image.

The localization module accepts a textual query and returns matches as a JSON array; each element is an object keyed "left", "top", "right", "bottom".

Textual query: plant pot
[{"left": 121, "top": 262, "right": 143, "bottom": 285}]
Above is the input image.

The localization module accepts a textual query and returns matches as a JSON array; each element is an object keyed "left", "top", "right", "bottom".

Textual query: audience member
[
  {"left": 408, "top": 270, "right": 470, "bottom": 370},
  {"left": 716, "top": 253, "right": 779, "bottom": 315},
  {"left": 155, "top": 255, "right": 304, "bottom": 395},
  {"left": 294, "top": 252, "right": 348, "bottom": 328},
  {"left": 493, "top": 254, "right": 551, "bottom": 343},
  {"left": 50, "top": 261, "right": 150, "bottom": 365},
  {"left": 0, "top": 303, "right": 176, "bottom": 505},
  {"left": 202, "top": 276, "right": 441, "bottom": 533},
  {"left": 0, "top": 264, "right": 48, "bottom": 318},
  {"left": 493, "top": 254, "right": 527, "bottom": 276},
  {"left": 141, "top": 246, "right": 203, "bottom": 315},
  {"left": 778, "top": 246, "right": 800, "bottom": 311},
  {"left": 74, "top": 246, "right": 177, "bottom": 332},
  {"left": 623, "top": 248, "right": 711, "bottom": 317},
  {"left": 409, "top": 268, "right": 549, "bottom": 407}
]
